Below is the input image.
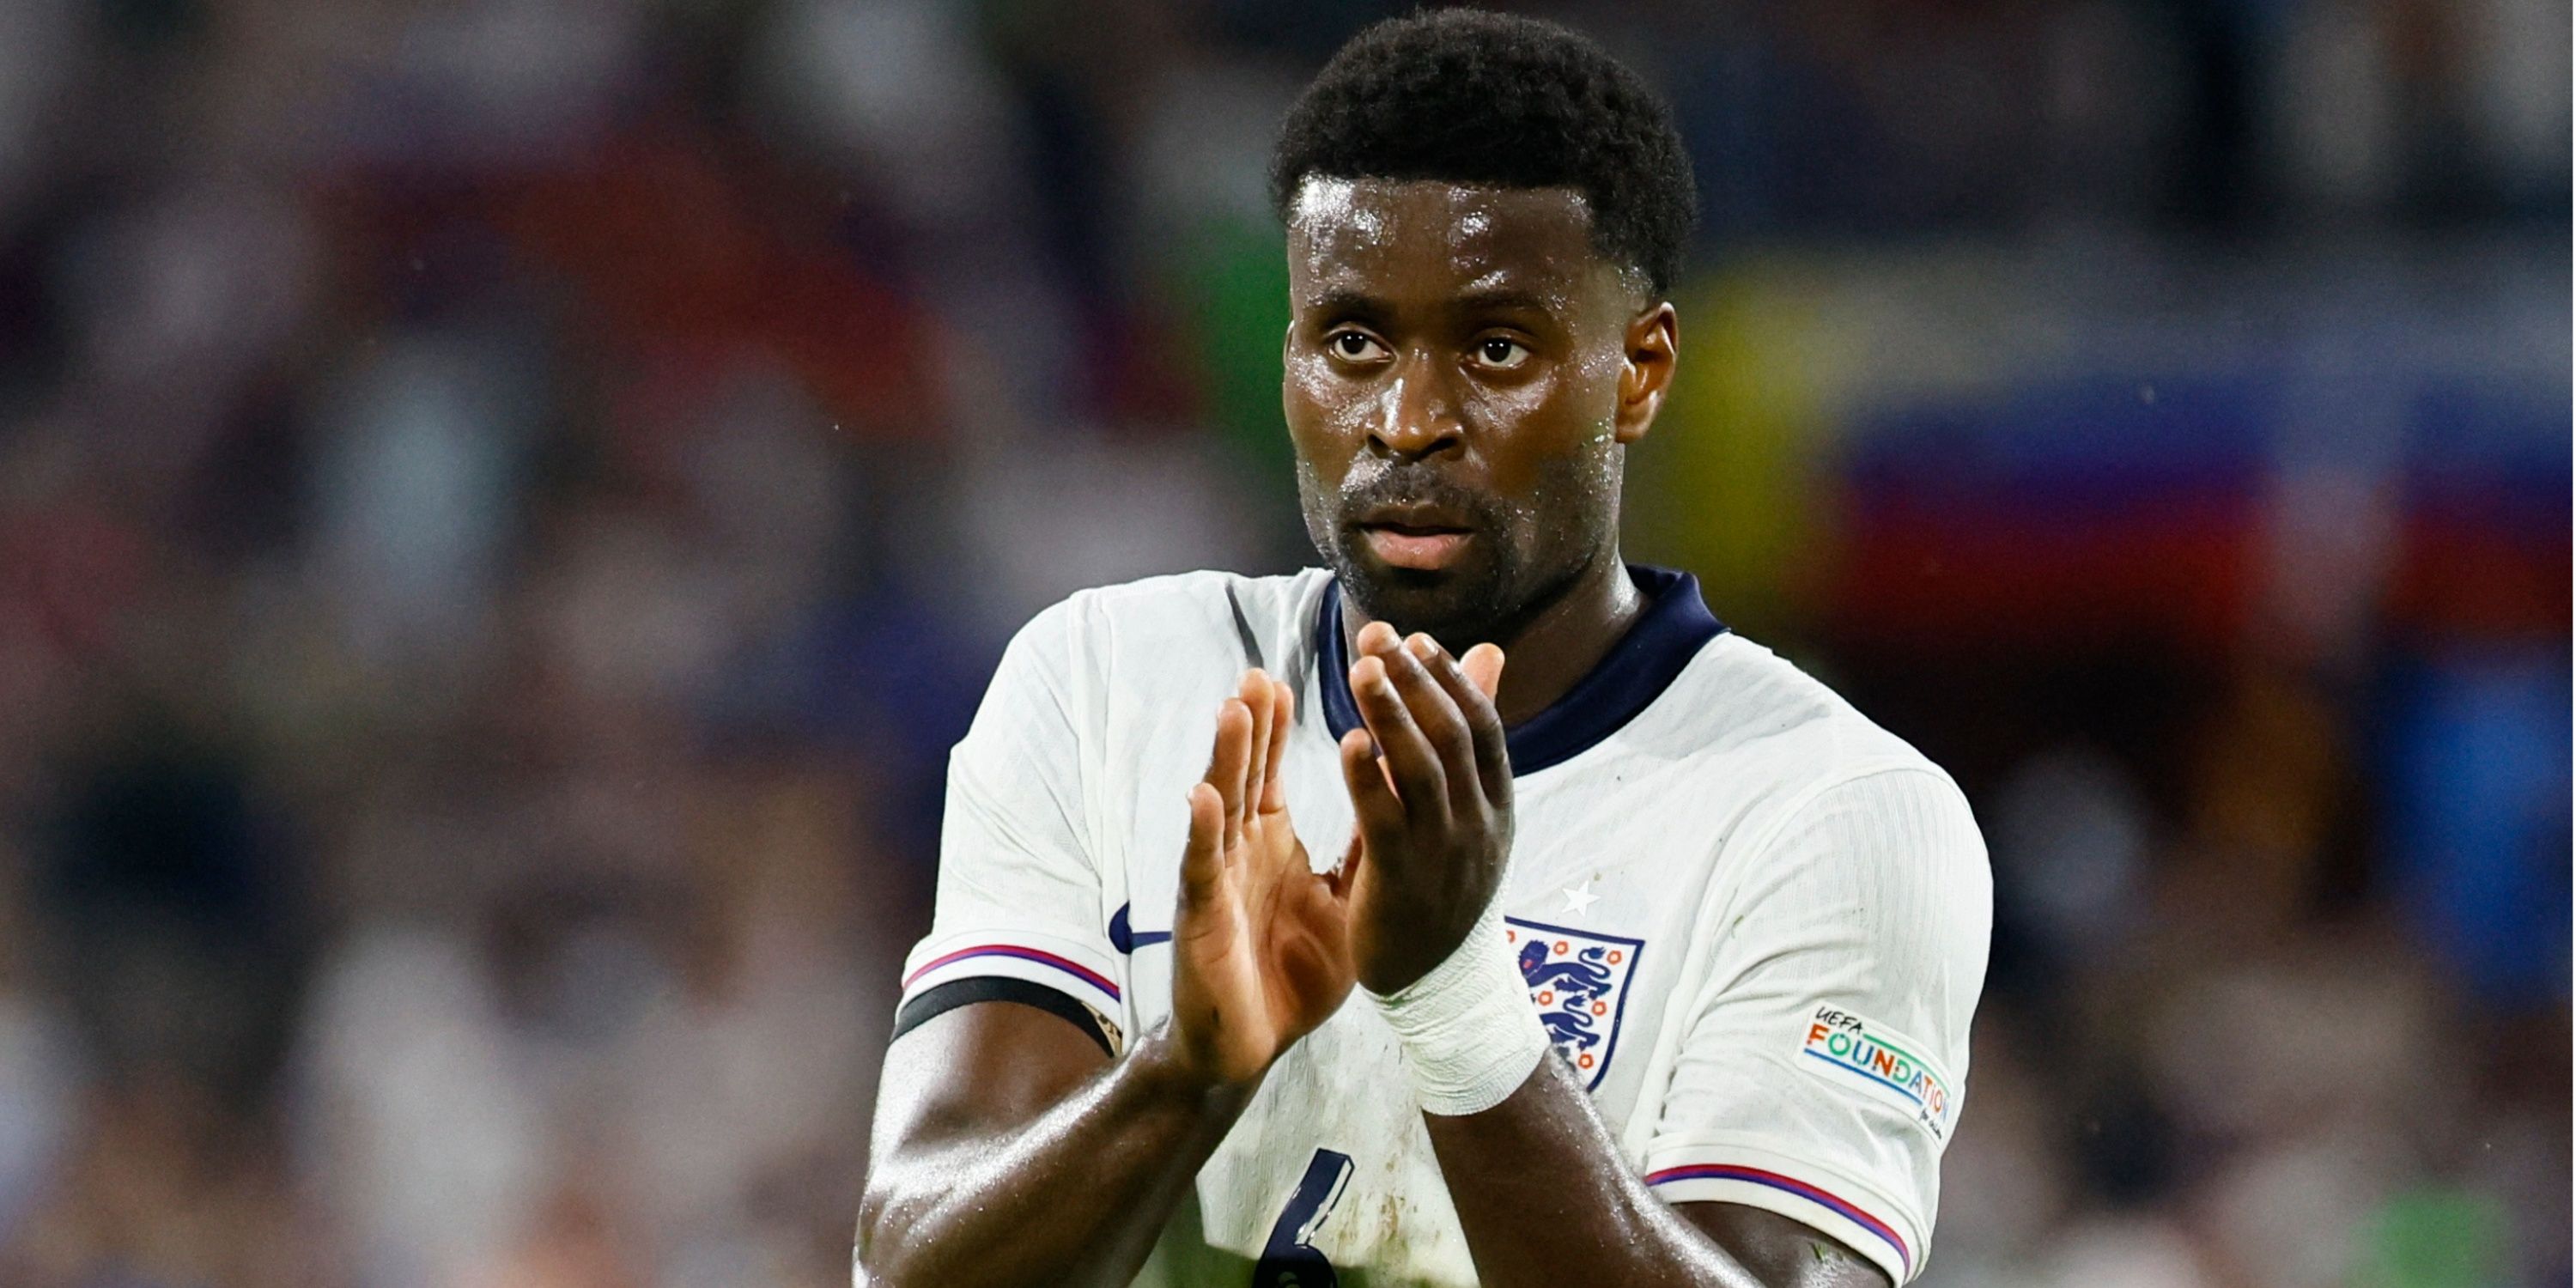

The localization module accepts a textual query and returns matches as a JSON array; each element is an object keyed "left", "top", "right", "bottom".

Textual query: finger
[
  {"left": 1350, "top": 653, "right": 1448, "bottom": 818},
  {"left": 1389, "top": 635, "right": 1483, "bottom": 817},
  {"left": 1340, "top": 726, "right": 1404, "bottom": 847},
  {"left": 1411, "top": 637, "right": 1510, "bottom": 805},
  {"left": 1355, "top": 618, "right": 1403, "bottom": 659},
  {"left": 1259, "top": 676, "right": 1294, "bottom": 815},
  {"left": 1238, "top": 670, "right": 1273, "bottom": 822},
  {"left": 1180, "top": 781, "right": 1225, "bottom": 909},
  {"left": 1461, "top": 642, "right": 1504, "bottom": 702},
  {"left": 1206, "top": 697, "right": 1254, "bottom": 849}
]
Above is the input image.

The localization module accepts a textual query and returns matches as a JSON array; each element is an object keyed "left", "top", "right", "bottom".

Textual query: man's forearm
[
  {"left": 1422, "top": 1054, "right": 1767, "bottom": 1288},
  {"left": 858, "top": 1024, "right": 1250, "bottom": 1288}
]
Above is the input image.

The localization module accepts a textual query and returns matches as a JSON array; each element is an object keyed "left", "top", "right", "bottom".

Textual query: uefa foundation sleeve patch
[{"left": 1797, "top": 1005, "right": 1954, "bottom": 1144}]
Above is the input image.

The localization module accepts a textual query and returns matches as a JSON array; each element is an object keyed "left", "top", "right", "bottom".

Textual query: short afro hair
[{"left": 1269, "top": 9, "right": 1698, "bottom": 297}]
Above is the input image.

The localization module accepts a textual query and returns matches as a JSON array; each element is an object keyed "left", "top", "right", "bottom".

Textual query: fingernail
[{"left": 1406, "top": 633, "right": 1437, "bottom": 659}]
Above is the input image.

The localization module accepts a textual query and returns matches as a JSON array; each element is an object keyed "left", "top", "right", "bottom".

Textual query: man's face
[{"left": 1282, "top": 178, "right": 1670, "bottom": 648}]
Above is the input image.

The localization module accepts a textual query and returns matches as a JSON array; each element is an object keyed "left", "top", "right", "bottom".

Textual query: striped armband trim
[
  {"left": 1645, "top": 1153, "right": 1922, "bottom": 1283},
  {"left": 898, "top": 930, "right": 1124, "bottom": 1018}
]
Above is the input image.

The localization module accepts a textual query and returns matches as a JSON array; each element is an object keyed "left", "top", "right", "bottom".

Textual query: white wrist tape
[{"left": 1366, "top": 899, "right": 1551, "bottom": 1116}]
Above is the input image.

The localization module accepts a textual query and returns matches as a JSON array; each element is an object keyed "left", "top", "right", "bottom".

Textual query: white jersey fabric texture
[{"left": 894, "top": 566, "right": 1992, "bottom": 1285}]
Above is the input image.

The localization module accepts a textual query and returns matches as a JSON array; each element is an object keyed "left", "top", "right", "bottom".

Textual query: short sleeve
[
  {"left": 894, "top": 599, "right": 1126, "bottom": 1042},
  {"left": 1643, "top": 767, "right": 1991, "bottom": 1284}
]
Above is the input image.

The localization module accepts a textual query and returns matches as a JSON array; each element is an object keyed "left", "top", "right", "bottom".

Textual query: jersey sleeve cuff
[
  {"left": 892, "top": 976, "right": 1121, "bottom": 1057},
  {"left": 899, "top": 927, "right": 1125, "bottom": 1019},
  {"left": 1643, "top": 1138, "right": 1928, "bottom": 1284}
]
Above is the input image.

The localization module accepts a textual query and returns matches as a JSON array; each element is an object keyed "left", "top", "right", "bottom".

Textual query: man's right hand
[{"left": 1167, "top": 669, "right": 1358, "bottom": 1087}]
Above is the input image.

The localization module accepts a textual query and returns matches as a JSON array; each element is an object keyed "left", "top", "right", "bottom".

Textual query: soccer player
[{"left": 855, "top": 12, "right": 1990, "bottom": 1287}]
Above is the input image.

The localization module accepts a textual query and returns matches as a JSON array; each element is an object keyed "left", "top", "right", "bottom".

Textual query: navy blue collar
[{"left": 1313, "top": 564, "right": 1726, "bottom": 775}]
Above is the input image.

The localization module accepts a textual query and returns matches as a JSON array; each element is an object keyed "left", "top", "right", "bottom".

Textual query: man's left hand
[{"left": 1337, "top": 623, "right": 1513, "bottom": 994}]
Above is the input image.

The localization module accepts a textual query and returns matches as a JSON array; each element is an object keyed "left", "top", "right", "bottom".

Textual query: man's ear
[{"left": 1614, "top": 301, "right": 1679, "bottom": 445}]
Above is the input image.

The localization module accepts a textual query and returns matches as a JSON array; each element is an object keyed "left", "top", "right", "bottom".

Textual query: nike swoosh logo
[{"left": 1109, "top": 902, "right": 1172, "bottom": 954}]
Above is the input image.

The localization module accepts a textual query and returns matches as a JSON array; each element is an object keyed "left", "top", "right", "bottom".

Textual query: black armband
[{"left": 890, "top": 976, "right": 1121, "bottom": 1058}]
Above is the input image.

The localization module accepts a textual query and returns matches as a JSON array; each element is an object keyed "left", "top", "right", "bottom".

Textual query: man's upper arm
[
  {"left": 1643, "top": 765, "right": 1992, "bottom": 1285},
  {"left": 1676, "top": 1201, "right": 1892, "bottom": 1288},
  {"left": 872, "top": 998, "right": 1112, "bottom": 1165}
]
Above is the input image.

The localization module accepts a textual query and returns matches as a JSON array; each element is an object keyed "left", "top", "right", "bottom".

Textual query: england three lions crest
[{"left": 1504, "top": 917, "right": 1644, "bottom": 1090}]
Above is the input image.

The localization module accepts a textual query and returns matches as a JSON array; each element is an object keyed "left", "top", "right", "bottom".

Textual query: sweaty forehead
[{"left": 1286, "top": 178, "right": 1613, "bottom": 307}]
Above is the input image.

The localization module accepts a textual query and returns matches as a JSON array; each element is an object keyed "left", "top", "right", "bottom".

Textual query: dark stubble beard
[{"left": 1297, "top": 447, "right": 1621, "bottom": 653}]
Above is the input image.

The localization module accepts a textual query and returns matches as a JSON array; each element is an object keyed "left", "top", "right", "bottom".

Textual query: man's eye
[
  {"left": 1329, "top": 331, "right": 1384, "bottom": 361},
  {"left": 1473, "top": 337, "right": 1530, "bottom": 369}
]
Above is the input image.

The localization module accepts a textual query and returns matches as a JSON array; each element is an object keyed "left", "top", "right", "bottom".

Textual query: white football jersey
[{"left": 893, "top": 566, "right": 1991, "bottom": 1285}]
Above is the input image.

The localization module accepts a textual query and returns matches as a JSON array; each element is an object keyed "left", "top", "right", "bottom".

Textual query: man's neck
[{"left": 1341, "top": 548, "right": 1644, "bottom": 728}]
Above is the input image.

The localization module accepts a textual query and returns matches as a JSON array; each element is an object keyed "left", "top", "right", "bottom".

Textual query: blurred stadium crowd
[{"left": 0, "top": 2, "right": 2563, "bottom": 1286}]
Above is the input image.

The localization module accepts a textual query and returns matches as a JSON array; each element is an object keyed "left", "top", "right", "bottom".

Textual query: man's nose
[{"left": 1368, "top": 354, "right": 1464, "bottom": 460}]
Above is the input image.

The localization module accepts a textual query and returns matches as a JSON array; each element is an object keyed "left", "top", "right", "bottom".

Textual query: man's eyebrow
[
  {"left": 1295, "top": 288, "right": 1565, "bottom": 316},
  {"left": 1451, "top": 287, "right": 1562, "bottom": 314},
  {"left": 1297, "top": 289, "right": 1384, "bottom": 318}
]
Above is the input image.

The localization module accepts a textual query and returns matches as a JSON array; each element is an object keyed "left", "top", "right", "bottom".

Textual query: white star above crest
[{"left": 1560, "top": 883, "right": 1599, "bottom": 916}]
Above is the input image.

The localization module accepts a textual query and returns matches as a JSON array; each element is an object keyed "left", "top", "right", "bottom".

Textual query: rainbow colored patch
[{"left": 1800, "top": 1005, "right": 1953, "bottom": 1142}]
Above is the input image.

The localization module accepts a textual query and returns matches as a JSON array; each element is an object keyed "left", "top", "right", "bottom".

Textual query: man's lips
[{"left": 1358, "top": 522, "right": 1473, "bottom": 570}]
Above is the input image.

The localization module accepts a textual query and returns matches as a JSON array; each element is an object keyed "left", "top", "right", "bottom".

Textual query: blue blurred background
[{"left": 0, "top": 2, "right": 2564, "bottom": 1285}]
